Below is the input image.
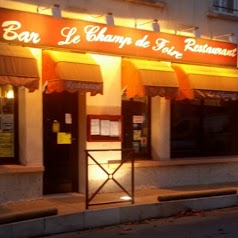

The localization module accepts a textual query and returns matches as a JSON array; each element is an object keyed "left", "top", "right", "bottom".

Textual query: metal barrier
[{"left": 85, "top": 148, "right": 134, "bottom": 209}]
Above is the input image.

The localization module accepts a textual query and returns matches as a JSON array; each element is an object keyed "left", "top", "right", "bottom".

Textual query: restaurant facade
[{"left": 1, "top": 0, "right": 238, "bottom": 203}]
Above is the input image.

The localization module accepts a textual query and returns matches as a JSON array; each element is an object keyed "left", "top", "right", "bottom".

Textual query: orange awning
[
  {"left": 172, "top": 63, "right": 238, "bottom": 100},
  {"left": 42, "top": 50, "right": 103, "bottom": 95},
  {"left": 122, "top": 58, "right": 179, "bottom": 98},
  {"left": 0, "top": 44, "right": 39, "bottom": 92}
]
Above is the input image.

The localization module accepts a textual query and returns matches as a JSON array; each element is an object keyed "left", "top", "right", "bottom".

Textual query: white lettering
[
  {"left": 2, "top": 20, "right": 40, "bottom": 43},
  {"left": 58, "top": 27, "right": 81, "bottom": 45},
  {"left": 66, "top": 81, "right": 102, "bottom": 90},
  {"left": 184, "top": 38, "right": 237, "bottom": 57},
  {"left": 84, "top": 25, "right": 132, "bottom": 48},
  {"left": 152, "top": 38, "right": 183, "bottom": 59},
  {"left": 135, "top": 35, "right": 150, "bottom": 48}
]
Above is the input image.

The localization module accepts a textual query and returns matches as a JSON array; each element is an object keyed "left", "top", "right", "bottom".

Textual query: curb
[
  {"left": 158, "top": 188, "right": 237, "bottom": 201},
  {"left": 0, "top": 194, "right": 237, "bottom": 238},
  {"left": 0, "top": 207, "right": 58, "bottom": 225}
]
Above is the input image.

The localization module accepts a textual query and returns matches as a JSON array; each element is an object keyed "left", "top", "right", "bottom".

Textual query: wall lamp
[
  {"left": 90, "top": 12, "right": 115, "bottom": 25},
  {"left": 37, "top": 4, "right": 62, "bottom": 18},
  {"left": 213, "top": 33, "right": 237, "bottom": 43},
  {"left": 136, "top": 19, "right": 160, "bottom": 32},
  {"left": 229, "top": 34, "right": 238, "bottom": 43},
  {"left": 177, "top": 26, "right": 200, "bottom": 38},
  {"left": 152, "top": 19, "right": 160, "bottom": 32},
  {"left": 106, "top": 12, "right": 115, "bottom": 26}
]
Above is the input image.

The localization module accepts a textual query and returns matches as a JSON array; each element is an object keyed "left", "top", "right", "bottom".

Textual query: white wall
[
  {"left": 151, "top": 97, "right": 171, "bottom": 160},
  {"left": 18, "top": 48, "right": 43, "bottom": 166},
  {"left": 86, "top": 54, "right": 122, "bottom": 159},
  {"left": 79, "top": 54, "right": 122, "bottom": 192}
]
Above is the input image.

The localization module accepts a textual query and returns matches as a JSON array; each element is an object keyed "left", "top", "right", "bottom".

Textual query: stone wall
[
  {"left": 88, "top": 161, "right": 238, "bottom": 193},
  {"left": 0, "top": 172, "right": 42, "bottom": 204}
]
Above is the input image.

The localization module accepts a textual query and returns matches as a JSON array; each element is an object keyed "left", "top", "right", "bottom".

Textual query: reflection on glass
[{"left": 0, "top": 85, "right": 15, "bottom": 158}]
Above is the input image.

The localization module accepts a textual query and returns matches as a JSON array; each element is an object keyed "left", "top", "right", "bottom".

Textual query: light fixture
[
  {"left": 6, "top": 90, "right": 14, "bottom": 99},
  {"left": 136, "top": 19, "right": 160, "bottom": 32},
  {"left": 193, "top": 27, "right": 201, "bottom": 38},
  {"left": 213, "top": 33, "right": 237, "bottom": 43},
  {"left": 120, "top": 196, "right": 131, "bottom": 201},
  {"left": 37, "top": 4, "right": 61, "bottom": 18},
  {"left": 51, "top": 4, "right": 61, "bottom": 18},
  {"left": 152, "top": 19, "right": 160, "bottom": 32},
  {"left": 178, "top": 26, "right": 200, "bottom": 38},
  {"left": 229, "top": 34, "right": 237, "bottom": 43},
  {"left": 90, "top": 12, "right": 115, "bottom": 25},
  {"left": 106, "top": 12, "right": 114, "bottom": 26}
]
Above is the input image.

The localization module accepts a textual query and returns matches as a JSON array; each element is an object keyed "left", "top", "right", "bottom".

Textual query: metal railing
[{"left": 85, "top": 148, "right": 134, "bottom": 209}]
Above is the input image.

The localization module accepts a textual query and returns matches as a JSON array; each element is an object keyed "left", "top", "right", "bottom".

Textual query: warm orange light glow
[{"left": 6, "top": 90, "right": 14, "bottom": 99}]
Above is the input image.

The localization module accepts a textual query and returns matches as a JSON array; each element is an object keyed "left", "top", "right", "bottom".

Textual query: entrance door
[
  {"left": 43, "top": 92, "right": 78, "bottom": 194},
  {"left": 122, "top": 97, "right": 151, "bottom": 158}
]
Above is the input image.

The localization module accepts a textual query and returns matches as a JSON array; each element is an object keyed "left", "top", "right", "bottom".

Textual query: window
[
  {"left": 0, "top": 85, "right": 18, "bottom": 164},
  {"left": 212, "top": 0, "right": 238, "bottom": 16},
  {"left": 122, "top": 96, "right": 151, "bottom": 159},
  {"left": 171, "top": 99, "right": 238, "bottom": 158}
]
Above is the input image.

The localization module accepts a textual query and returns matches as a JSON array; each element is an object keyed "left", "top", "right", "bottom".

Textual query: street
[{"left": 38, "top": 206, "right": 238, "bottom": 238}]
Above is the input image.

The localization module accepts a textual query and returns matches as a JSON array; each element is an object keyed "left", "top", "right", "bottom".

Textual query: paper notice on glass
[
  {"left": 90, "top": 119, "right": 100, "bottom": 135},
  {"left": 110, "top": 121, "right": 120, "bottom": 137},
  {"left": 0, "top": 132, "right": 14, "bottom": 157},
  {"left": 141, "top": 137, "right": 147, "bottom": 147},
  {"left": 57, "top": 132, "right": 71, "bottom": 144},
  {"left": 133, "top": 130, "right": 141, "bottom": 140},
  {"left": 65, "top": 113, "right": 72, "bottom": 124},
  {"left": 100, "top": 120, "right": 110, "bottom": 136},
  {"left": 133, "top": 115, "right": 144, "bottom": 124},
  {"left": 1, "top": 114, "right": 14, "bottom": 130},
  {"left": 52, "top": 120, "right": 60, "bottom": 133}
]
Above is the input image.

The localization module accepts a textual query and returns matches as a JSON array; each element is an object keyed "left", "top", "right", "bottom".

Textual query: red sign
[{"left": 0, "top": 8, "right": 237, "bottom": 67}]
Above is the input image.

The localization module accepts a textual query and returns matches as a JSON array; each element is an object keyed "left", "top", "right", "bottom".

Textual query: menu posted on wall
[
  {"left": 87, "top": 115, "right": 122, "bottom": 142},
  {"left": 109, "top": 121, "right": 120, "bottom": 137},
  {"left": 90, "top": 119, "right": 100, "bottom": 135}
]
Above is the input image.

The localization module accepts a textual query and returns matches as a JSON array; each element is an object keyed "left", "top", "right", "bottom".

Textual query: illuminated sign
[{"left": 0, "top": 8, "right": 237, "bottom": 67}]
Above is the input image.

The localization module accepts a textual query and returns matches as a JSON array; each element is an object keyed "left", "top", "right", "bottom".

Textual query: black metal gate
[{"left": 85, "top": 148, "right": 134, "bottom": 209}]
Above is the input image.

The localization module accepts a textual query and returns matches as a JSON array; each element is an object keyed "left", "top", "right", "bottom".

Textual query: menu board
[{"left": 87, "top": 115, "right": 122, "bottom": 142}]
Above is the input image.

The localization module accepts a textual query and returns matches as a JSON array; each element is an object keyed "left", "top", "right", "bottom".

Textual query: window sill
[
  {"left": 207, "top": 11, "right": 238, "bottom": 21},
  {"left": 108, "top": 156, "right": 238, "bottom": 169},
  {"left": 136, "top": 156, "right": 238, "bottom": 167},
  {"left": 0, "top": 165, "right": 44, "bottom": 174}
]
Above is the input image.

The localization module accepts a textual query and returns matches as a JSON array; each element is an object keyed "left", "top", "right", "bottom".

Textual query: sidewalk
[{"left": 0, "top": 182, "right": 238, "bottom": 238}]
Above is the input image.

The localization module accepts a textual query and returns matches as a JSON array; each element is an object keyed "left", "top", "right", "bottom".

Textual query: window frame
[
  {"left": 121, "top": 96, "right": 152, "bottom": 159},
  {"left": 211, "top": 0, "right": 238, "bottom": 16},
  {"left": 0, "top": 87, "right": 19, "bottom": 165},
  {"left": 170, "top": 98, "right": 238, "bottom": 158}
]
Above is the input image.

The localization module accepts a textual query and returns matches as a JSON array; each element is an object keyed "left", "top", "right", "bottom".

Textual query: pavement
[{"left": 1, "top": 182, "right": 238, "bottom": 238}]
